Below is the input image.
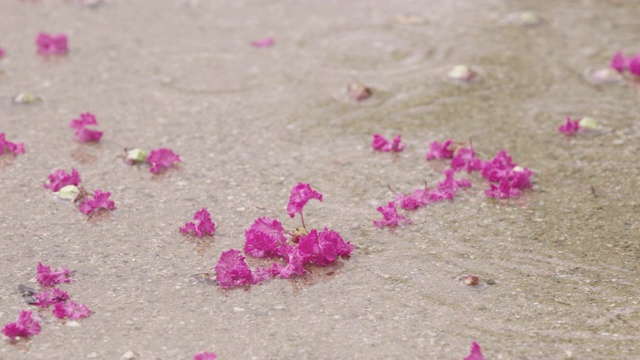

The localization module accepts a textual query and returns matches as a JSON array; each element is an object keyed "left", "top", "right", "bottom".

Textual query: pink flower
[
  {"left": 485, "top": 178, "right": 520, "bottom": 199},
  {"left": 610, "top": 50, "right": 628, "bottom": 73},
  {"left": 451, "top": 147, "right": 483, "bottom": 172},
  {"left": 244, "top": 217, "right": 287, "bottom": 258},
  {"left": 371, "top": 134, "right": 406, "bottom": 152},
  {"left": 480, "top": 150, "right": 515, "bottom": 182},
  {"left": 373, "top": 201, "right": 412, "bottom": 228},
  {"left": 147, "top": 148, "right": 181, "bottom": 173},
  {"left": 437, "top": 168, "right": 471, "bottom": 195},
  {"left": 1, "top": 310, "right": 41, "bottom": 340},
  {"left": 33, "top": 288, "right": 70, "bottom": 308},
  {"left": 36, "top": 262, "right": 72, "bottom": 287},
  {"left": 629, "top": 55, "right": 640, "bottom": 76},
  {"left": 426, "top": 139, "right": 455, "bottom": 160},
  {"left": 395, "top": 185, "right": 430, "bottom": 210},
  {"left": 215, "top": 249, "right": 270, "bottom": 288},
  {"left": 194, "top": 352, "right": 217, "bottom": 360},
  {"left": 78, "top": 189, "right": 116, "bottom": 215},
  {"left": 180, "top": 208, "right": 216, "bottom": 238},
  {"left": 558, "top": 116, "right": 580, "bottom": 135},
  {"left": 43, "top": 168, "right": 81, "bottom": 192},
  {"left": 268, "top": 245, "right": 309, "bottom": 279},
  {"left": 286, "top": 183, "right": 323, "bottom": 219},
  {"left": 0, "top": 47, "right": 5, "bottom": 58},
  {"left": 464, "top": 342, "right": 485, "bottom": 360},
  {"left": 36, "top": 32, "right": 68, "bottom": 55},
  {"left": 250, "top": 37, "right": 275, "bottom": 47},
  {"left": 52, "top": 300, "right": 91, "bottom": 320},
  {"left": 297, "top": 228, "right": 353, "bottom": 266},
  {"left": 0, "top": 132, "right": 25, "bottom": 155},
  {"left": 69, "top": 113, "right": 103, "bottom": 142}
]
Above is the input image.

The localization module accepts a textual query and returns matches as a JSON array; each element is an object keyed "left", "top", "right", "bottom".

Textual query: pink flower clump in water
[
  {"left": 33, "top": 288, "right": 70, "bottom": 308},
  {"left": 36, "top": 32, "right": 68, "bottom": 55},
  {"left": 286, "top": 182, "right": 323, "bottom": 219},
  {"left": 147, "top": 148, "right": 181, "bottom": 173},
  {"left": 0, "top": 132, "right": 25, "bottom": 155},
  {"left": 36, "top": 262, "right": 72, "bottom": 287},
  {"left": 78, "top": 189, "right": 116, "bottom": 215},
  {"left": 451, "top": 147, "right": 483, "bottom": 172},
  {"left": 426, "top": 139, "right": 455, "bottom": 160},
  {"left": 52, "top": 300, "right": 91, "bottom": 320},
  {"left": 250, "top": 37, "right": 275, "bottom": 47},
  {"left": 180, "top": 208, "right": 216, "bottom": 238},
  {"left": 558, "top": 116, "right": 580, "bottom": 135},
  {"left": 1, "top": 310, "right": 41, "bottom": 340},
  {"left": 373, "top": 201, "right": 412, "bottom": 228},
  {"left": 610, "top": 50, "right": 640, "bottom": 76},
  {"left": 194, "top": 352, "right": 217, "bottom": 360},
  {"left": 244, "top": 217, "right": 287, "bottom": 258},
  {"left": 464, "top": 342, "right": 485, "bottom": 360},
  {"left": 69, "top": 113, "right": 103, "bottom": 142},
  {"left": 214, "top": 249, "right": 270, "bottom": 288},
  {"left": 43, "top": 168, "right": 81, "bottom": 192},
  {"left": 371, "top": 134, "right": 406, "bottom": 153}
]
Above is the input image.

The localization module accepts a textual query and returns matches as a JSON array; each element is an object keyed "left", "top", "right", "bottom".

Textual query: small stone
[
  {"left": 460, "top": 274, "right": 479, "bottom": 286},
  {"left": 447, "top": 65, "right": 476, "bottom": 82},
  {"left": 86, "top": 352, "right": 99, "bottom": 358},
  {"left": 233, "top": 307, "right": 245, "bottom": 312},
  {"left": 121, "top": 351, "right": 138, "bottom": 360},
  {"left": 12, "top": 92, "right": 42, "bottom": 104},
  {"left": 585, "top": 68, "right": 623, "bottom": 85},
  {"left": 65, "top": 321, "right": 81, "bottom": 327},
  {"left": 347, "top": 81, "right": 372, "bottom": 101}
]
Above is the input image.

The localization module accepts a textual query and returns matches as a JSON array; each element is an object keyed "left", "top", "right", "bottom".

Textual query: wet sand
[{"left": 1, "top": 1, "right": 640, "bottom": 359}]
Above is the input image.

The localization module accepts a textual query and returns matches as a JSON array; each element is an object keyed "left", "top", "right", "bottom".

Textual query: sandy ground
[{"left": 1, "top": 0, "right": 640, "bottom": 359}]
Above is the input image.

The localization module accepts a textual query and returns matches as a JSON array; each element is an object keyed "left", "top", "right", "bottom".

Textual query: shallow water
[{"left": 1, "top": 1, "right": 639, "bottom": 359}]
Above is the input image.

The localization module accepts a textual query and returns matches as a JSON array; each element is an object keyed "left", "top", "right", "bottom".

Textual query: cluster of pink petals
[
  {"left": 371, "top": 134, "right": 406, "bottom": 153},
  {"left": 215, "top": 249, "right": 272, "bottom": 288},
  {"left": 250, "top": 37, "right": 275, "bottom": 47},
  {"left": 0, "top": 132, "right": 25, "bottom": 155},
  {"left": 244, "top": 217, "right": 287, "bottom": 258},
  {"left": 36, "top": 32, "right": 68, "bottom": 55},
  {"left": 296, "top": 228, "right": 353, "bottom": 266},
  {"left": 464, "top": 342, "right": 485, "bottom": 360},
  {"left": 451, "top": 147, "right": 483, "bottom": 172},
  {"left": 147, "top": 148, "right": 181, "bottom": 173},
  {"left": 610, "top": 50, "right": 640, "bottom": 76},
  {"left": 69, "top": 113, "right": 103, "bottom": 142},
  {"left": 180, "top": 208, "right": 216, "bottom": 238},
  {"left": 78, "top": 189, "right": 116, "bottom": 215},
  {"left": 33, "top": 288, "right": 70, "bottom": 308},
  {"left": 194, "top": 352, "right": 217, "bottom": 360},
  {"left": 36, "top": 262, "right": 72, "bottom": 287},
  {"left": 43, "top": 168, "right": 81, "bottom": 192},
  {"left": 374, "top": 201, "right": 412, "bottom": 228},
  {"left": 52, "top": 300, "right": 91, "bottom": 320},
  {"left": 287, "top": 182, "right": 323, "bottom": 218},
  {"left": 480, "top": 151, "right": 532, "bottom": 198},
  {"left": 426, "top": 139, "right": 455, "bottom": 160},
  {"left": 1, "top": 311, "right": 41, "bottom": 340},
  {"left": 558, "top": 116, "right": 580, "bottom": 135}
]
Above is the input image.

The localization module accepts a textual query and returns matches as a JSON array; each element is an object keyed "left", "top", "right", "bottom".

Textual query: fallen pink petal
[
  {"left": 36, "top": 32, "right": 68, "bottom": 55},
  {"left": 194, "top": 352, "right": 217, "bottom": 360},
  {"left": 180, "top": 208, "right": 216, "bottom": 238},
  {"left": 147, "top": 148, "right": 181, "bottom": 173},
  {"left": 286, "top": 182, "right": 323, "bottom": 219},
  {"left": 52, "top": 300, "right": 91, "bottom": 320},
  {"left": 371, "top": 134, "right": 405, "bottom": 153},
  {"left": 69, "top": 112, "right": 103, "bottom": 142},
  {"left": 451, "top": 147, "right": 483, "bottom": 172},
  {"left": 215, "top": 249, "right": 268, "bottom": 288},
  {"left": 374, "top": 201, "right": 412, "bottom": 228},
  {"left": 426, "top": 139, "right": 455, "bottom": 160},
  {"left": 33, "top": 288, "right": 70, "bottom": 308},
  {"left": 78, "top": 189, "right": 116, "bottom": 215},
  {"left": 244, "top": 217, "right": 287, "bottom": 258},
  {"left": 464, "top": 342, "right": 485, "bottom": 360},
  {"left": 628, "top": 54, "right": 640, "bottom": 76},
  {"left": 250, "top": 37, "right": 275, "bottom": 47},
  {"left": 558, "top": 116, "right": 580, "bottom": 135},
  {"left": 437, "top": 168, "right": 472, "bottom": 197},
  {"left": 43, "top": 168, "right": 81, "bottom": 192},
  {"left": 0, "top": 132, "right": 25, "bottom": 155},
  {"left": 36, "top": 262, "right": 72, "bottom": 287},
  {"left": 610, "top": 50, "right": 628, "bottom": 72},
  {"left": 395, "top": 184, "right": 430, "bottom": 210},
  {"left": 297, "top": 228, "right": 353, "bottom": 266},
  {"left": 0, "top": 47, "right": 5, "bottom": 58},
  {"left": 1, "top": 310, "right": 41, "bottom": 340},
  {"left": 485, "top": 178, "right": 520, "bottom": 199}
]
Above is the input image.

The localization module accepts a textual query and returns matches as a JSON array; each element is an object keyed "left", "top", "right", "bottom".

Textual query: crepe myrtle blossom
[
  {"left": 485, "top": 178, "right": 520, "bottom": 199},
  {"left": 33, "top": 288, "right": 70, "bottom": 308},
  {"left": 244, "top": 217, "right": 287, "bottom": 258},
  {"left": 52, "top": 300, "right": 91, "bottom": 320},
  {"left": 391, "top": 182, "right": 430, "bottom": 210},
  {"left": 371, "top": 134, "right": 406, "bottom": 153},
  {"left": 43, "top": 168, "right": 81, "bottom": 192},
  {"left": 464, "top": 342, "right": 485, "bottom": 360},
  {"left": 481, "top": 151, "right": 533, "bottom": 190},
  {"left": 558, "top": 116, "right": 580, "bottom": 135},
  {"left": 78, "top": 189, "right": 116, "bottom": 215},
  {"left": 610, "top": 50, "right": 640, "bottom": 76},
  {"left": 287, "top": 183, "right": 323, "bottom": 228},
  {"left": 374, "top": 201, "right": 412, "bottom": 228},
  {"left": 214, "top": 249, "right": 272, "bottom": 288},
  {"left": 180, "top": 208, "right": 216, "bottom": 238},
  {"left": 0, "top": 47, "right": 5, "bottom": 58},
  {"left": 69, "top": 113, "right": 103, "bottom": 142},
  {"left": 347, "top": 81, "right": 372, "bottom": 101},
  {"left": 194, "top": 353, "right": 217, "bottom": 360},
  {"left": 147, "top": 148, "right": 181, "bottom": 173},
  {"left": 451, "top": 147, "right": 483, "bottom": 172},
  {"left": 36, "top": 262, "right": 72, "bottom": 287},
  {"left": 426, "top": 139, "right": 455, "bottom": 160},
  {"left": 36, "top": 32, "right": 68, "bottom": 55},
  {"left": 250, "top": 37, "right": 275, "bottom": 47},
  {"left": 1, "top": 310, "right": 41, "bottom": 340},
  {"left": 0, "top": 133, "right": 25, "bottom": 155}
]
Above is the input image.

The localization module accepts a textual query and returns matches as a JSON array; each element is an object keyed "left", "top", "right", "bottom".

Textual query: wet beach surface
[{"left": 1, "top": 0, "right": 640, "bottom": 359}]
